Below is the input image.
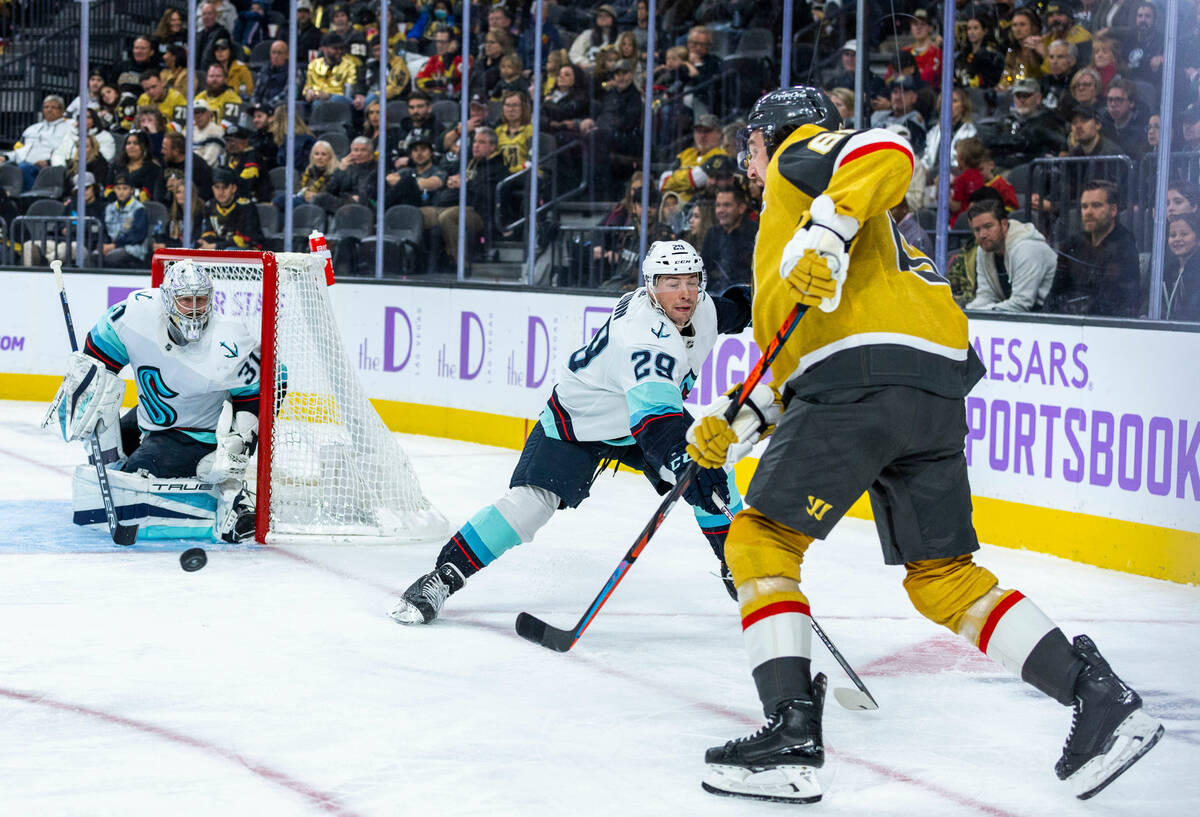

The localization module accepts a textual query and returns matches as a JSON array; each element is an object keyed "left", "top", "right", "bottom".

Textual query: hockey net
[{"left": 151, "top": 249, "right": 448, "bottom": 544}]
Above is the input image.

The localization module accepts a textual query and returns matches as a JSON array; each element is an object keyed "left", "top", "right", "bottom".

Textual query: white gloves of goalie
[
  {"left": 197, "top": 402, "right": 257, "bottom": 485},
  {"left": 43, "top": 351, "right": 124, "bottom": 442},
  {"left": 685, "top": 383, "right": 783, "bottom": 470},
  {"left": 779, "top": 194, "right": 859, "bottom": 313}
]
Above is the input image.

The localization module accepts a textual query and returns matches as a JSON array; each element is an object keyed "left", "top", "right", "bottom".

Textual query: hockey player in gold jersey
[{"left": 686, "top": 87, "right": 1163, "bottom": 804}]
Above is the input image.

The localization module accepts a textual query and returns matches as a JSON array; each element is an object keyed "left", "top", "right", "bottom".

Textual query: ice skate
[
  {"left": 1055, "top": 635, "right": 1164, "bottom": 799},
  {"left": 702, "top": 674, "right": 826, "bottom": 803},
  {"left": 388, "top": 564, "right": 464, "bottom": 625},
  {"left": 719, "top": 561, "right": 737, "bottom": 601}
]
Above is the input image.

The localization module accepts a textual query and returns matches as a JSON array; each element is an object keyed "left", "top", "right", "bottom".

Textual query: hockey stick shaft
[
  {"left": 516, "top": 304, "right": 806, "bottom": 652},
  {"left": 51, "top": 261, "right": 137, "bottom": 546}
]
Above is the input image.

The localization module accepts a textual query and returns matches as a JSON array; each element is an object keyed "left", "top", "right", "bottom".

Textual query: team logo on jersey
[
  {"left": 806, "top": 495, "right": 833, "bottom": 521},
  {"left": 220, "top": 341, "right": 238, "bottom": 358},
  {"left": 135, "top": 292, "right": 152, "bottom": 301},
  {"left": 651, "top": 322, "right": 670, "bottom": 339}
]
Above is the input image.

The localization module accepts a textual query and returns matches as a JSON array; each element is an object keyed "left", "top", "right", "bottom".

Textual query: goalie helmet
[
  {"left": 161, "top": 259, "right": 214, "bottom": 345},
  {"left": 738, "top": 86, "right": 842, "bottom": 170}
]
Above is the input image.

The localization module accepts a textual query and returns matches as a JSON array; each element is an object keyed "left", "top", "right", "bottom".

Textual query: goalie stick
[
  {"left": 50, "top": 261, "right": 138, "bottom": 546},
  {"left": 515, "top": 303, "right": 805, "bottom": 653}
]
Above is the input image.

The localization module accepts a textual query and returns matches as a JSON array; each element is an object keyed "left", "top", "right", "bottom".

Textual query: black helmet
[{"left": 739, "top": 86, "right": 842, "bottom": 169}]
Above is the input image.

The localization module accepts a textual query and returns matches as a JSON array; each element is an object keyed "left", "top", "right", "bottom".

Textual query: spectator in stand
[
  {"left": 416, "top": 28, "right": 464, "bottom": 99},
  {"left": 872, "top": 76, "right": 927, "bottom": 154},
  {"left": 1143, "top": 113, "right": 1160, "bottom": 155},
  {"left": 923, "top": 88, "right": 978, "bottom": 178},
  {"left": 682, "top": 198, "right": 716, "bottom": 254},
  {"left": 327, "top": 5, "right": 368, "bottom": 66},
  {"left": 1086, "top": 36, "right": 1121, "bottom": 92},
  {"left": 61, "top": 134, "right": 110, "bottom": 202},
  {"left": 395, "top": 92, "right": 441, "bottom": 162},
  {"left": 659, "top": 114, "right": 726, "bottom": 204},
  {"left": 251, "top": 40, "right": 291, "bottom": 113},
  {"left": 197, "top": 167, "right": 265, "bottom": 250},
  {"left": 217, "top": 125, "right": 268, "bottom": 201},
  {"left": 826, "top": 88, "right": 854, "bottom": 126},
  {"left": 276, "top": 139, "right": 336, "bottom": 210},
  {"left": 955, "top": 13, "right": 1005, "bottom": 90},
  {"left": 905, "top": 9, "right": 943, "bottom": 85},
  {"left": 1181, "top": 107, "right": 1200, "bottom": 153},
  {"left": 102, "top": 172, "right": 149, "bottom": 268},
  {"left": 153, "top": 8, "right": 187, "bottom": 52},
  {"left": 154, "top": 176, "right": 203, "bottom": 250},
  {"left": 570, "top": 5, "right": 620, "bottom": 70},
  {"left": 197, "top": 62, "right": 243, "bottom": 126},
  {"left": 1048, "top": 179, "right": 1141, "bottom": 315},
  {"left": 211, "top": 38, "right": 254, "bottom": 99},
  {"left": 362, "top": 35, "right": 412, "bottom": 106},
  {"left": 190, "top": 99, "right": 227, "bottom": 168},
  {"left": 1162, "top": 212, "right": 1200, "bottom": 321},
  {"left": 323, "top": 136, "right": 378, "bottom": 210},
  {"left": 981, "top": 77, "right": 1067, "bottom": 168},
  {"left": 1115, "top": 2, "right": 1163, "bottom": 84},
  {"left": 486, "top": 3, "right": 519, "bottom": 39},
  {"left": 1042, "top": 41, "right": 1080, "bottom": 112},
  {"left": 386, "top": 130, "right": 446, "bottom": 212},
  {"left": 1066, "top": 65, "right": 1103, "bottom": 114},
  {"left": 614, "top": 32, "right": 644, "bottom": 84},
  {"left": 295, "top": 0, "right": 324, "bottom": 63},
  {"left": 966, "top": 199, "right": 1058, "bottom": 311},
  {"left": 234, "top": 2, "right": 271, "bottom": 51},
  {"left": 580, "top": 59, "right": 643, "bottom": 198},
  {"left": 951, "top": 138, "right": 1018, "bottom": 225},
  {"left": 159, "top": 131, "right": 213, "bottom": 203},
  {"left": 1040, "top": 2, "right": 1093, "bottom": 70},
  {"left": 826, "top": 41, "right": 889, "bottom": 121},
  {"left": 196, "top": 0, "right": 237, "bottom": 33},
  {"left": 51, "top": 108, "right": 116, "bottom": 168},
  {"left": 1068, "top": 105, "right": 1123, "bottom": 157},
  {"left": 519, "top": 1, "right": 564, "bottom": 71},
  {"left": 1100, "top": 78, "right": 1147, "bottom": 156},
  {"left": 496, "top": 90, "right": 534, "bottom": 173},
  {"left": 268, "top": 106, "right": 315, "bottom": 171},
  {"left": 493, "top": 54, "right": 530, "bottom": 101},
  {"left": 67, "top": 71, "right": 105, "bottom": 119},
  {"left": 196, "top": 2, "right": 233, "bottom": 68},
  {"left": 1166, "top": 181, "right": 1200, "bottom": 218},
  {"left": 2, "top": 95, "right": 73, "bottom": 190},
  {"left": 543, "top": 63, "right": 590, "bottom": 135},
  {"left": 110, "top": 130, "right": 163, "bottom": 204},
  {"left": 116, "top": 36, "right": 162, "bottom": 97},
  {"left": 133, "top": 108, "right": 168, "bottom": 160},
  {"left": 684, "top": 25, "right": 721, "bottom": 110},
  {"left": 472, "top": 29, "right": 514, "bottom": 102},
  {"left": 95, "top": 85, "right": 123, "bottom": 132},
  {"left": 138, "top": 71, "right": 187, "bottom": 131},
  {"left": 1000, "top": 7, "right": 1044, "bottom": 89},
  {"left": 891, "top": 194, "right": 932, "bottom": 256},
  {"left": 161, "top": 45, "right": 189, "bottom": 95},
  {"left": 701, "top": 185, "right": 757, "bottom": 292},
  {"left": 39, "top": 172, "right": 106, "bottom": 266},
  {"left": 304, "top": 33, "right": 360, "bottom": 112},
  {"left": 408, "top": 0, "right": 458, "bottom": 53},
  {"left": 435, "top": 127, "right": 509, "bottom": 267}
]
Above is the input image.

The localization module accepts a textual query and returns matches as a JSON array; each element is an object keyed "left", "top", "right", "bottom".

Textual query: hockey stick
[
  {"left": 50, "top": 261, "right": 138, "bottom": 546},
  {"left": 515, "top": 303, "right": 806, "bottom": 652},
  {"left": 708, "top": 496, "right": 878, "bottom": 712}
]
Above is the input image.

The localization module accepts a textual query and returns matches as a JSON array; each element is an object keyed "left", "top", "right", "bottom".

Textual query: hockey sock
[
  {"left": 436, "top": 486, "right": 559, "bottom": 578},
  {"left": 744, "top": 600, "right": 815, "bottom": 715},
  {"left": 970, "top": 588, "right": 1083, "bottom": 705}
]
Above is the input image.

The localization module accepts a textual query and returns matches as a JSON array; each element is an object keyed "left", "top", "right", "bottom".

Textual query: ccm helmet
[
  {"left": 738, "top": 86, "right": 843, "bottom": 170},
  {"left": 161, "top": 259, "right": 215, "bottom": 345},
  {"left": 642, "top": 239, "right": 706, "bottom": 295}
]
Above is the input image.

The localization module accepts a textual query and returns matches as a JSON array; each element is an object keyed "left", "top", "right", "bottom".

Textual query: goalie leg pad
[{"left": 72, "top": 467, "right": 219, "bottom": 539}]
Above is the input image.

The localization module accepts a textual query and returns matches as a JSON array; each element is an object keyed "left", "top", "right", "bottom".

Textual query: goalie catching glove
[
  {"left": 779, "top": 194, "right": 858, "bottom": 312},
  {"left": 686, "top": 383, "right": 783, "bottom": 469},
  {"left": 197, "top": 401, "right": 257, "bottom": 485},
  {"left": 43, "top": 351, "right": 124, "bottom": 442}
]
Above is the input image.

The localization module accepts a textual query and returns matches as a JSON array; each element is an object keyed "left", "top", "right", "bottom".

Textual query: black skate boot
[
  {"left": 702, "top": 673, "right": 826, "bottom": 803},
  {"left": 388, "top": 564, "right": 465, "bottom": 625},
  {"left": 1055, "top": 635, "right": 1164, "bottom": 799}
]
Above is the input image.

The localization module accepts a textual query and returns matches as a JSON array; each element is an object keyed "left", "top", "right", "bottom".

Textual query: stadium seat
[
  {"left": 359, "top": 204, "right": 423, "bottom": 276},
  {"left": 19, "top": 166, "right": 65, "bottom": 201}
]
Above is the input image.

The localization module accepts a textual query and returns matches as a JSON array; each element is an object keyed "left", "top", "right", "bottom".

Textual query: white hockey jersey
[
  {"left": 83, "top": 288, "right": 261, "bottom": 442},
  {"left": 539, "top": 287, "right": 720, "bottom": 447}
]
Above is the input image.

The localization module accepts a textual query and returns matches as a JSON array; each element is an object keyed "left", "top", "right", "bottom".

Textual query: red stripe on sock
[
  {"left": 978, "top": 590, "right": 1025, "bottom": 654},
  {"left": 453, "top": 535, "right": 481, "bottom": 571},
  {"left": 741, "top": 600, "right": 811, "bottom": 631}
]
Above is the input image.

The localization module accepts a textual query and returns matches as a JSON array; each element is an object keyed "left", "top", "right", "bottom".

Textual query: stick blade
[
  {"left": 515, "top": 612, "right": 577, "bottom": 652},
  {"left": 112, "top": 523, "right": 139, "bottom": 546},
  {"left": 833, "top": 686, "right": 879, "bottom": 711}
]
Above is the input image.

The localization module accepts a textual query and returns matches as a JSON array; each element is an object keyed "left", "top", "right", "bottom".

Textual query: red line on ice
[
  {"left": 0, "top": 445, "right": 75, "bottom": 476},
  {"left": 0, "top": 687, "right": 365, "bottom": 817}
]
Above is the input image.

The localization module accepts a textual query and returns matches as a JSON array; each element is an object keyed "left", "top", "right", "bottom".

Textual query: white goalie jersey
[
  {"left": 83, "top": 288, "right": 261, "bottom": 442},
  {"left": 538, "top": 287, "right": 720, "bottom": 445}
]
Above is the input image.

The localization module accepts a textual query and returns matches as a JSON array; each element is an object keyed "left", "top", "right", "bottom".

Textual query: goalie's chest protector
[
  {"left": 117, "top": 291, "right": 260, "bottom": 435},
  {"left": 550, "top": 289, "right": 717, "bottom": 443}
]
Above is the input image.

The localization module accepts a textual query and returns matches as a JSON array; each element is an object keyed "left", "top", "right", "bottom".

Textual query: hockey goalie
[{"left": 45, "top": 260, "right": 258, "bottom": 543}]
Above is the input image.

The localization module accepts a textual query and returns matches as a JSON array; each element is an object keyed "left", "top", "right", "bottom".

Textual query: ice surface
[{"left": 0, "top": 400, "right": 1196, "bottom": 816}]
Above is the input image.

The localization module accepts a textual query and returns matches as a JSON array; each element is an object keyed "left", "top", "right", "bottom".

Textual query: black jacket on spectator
[
  {"left": 251, "top": 64, "right": 292, "bottom": 111},
  {"left": 110, "top": 162, "right": 165, "bottom": 205},
  {"left": 196, "top": 22, "right": 233, "bottom": 68},
  {"left": 160, "top": 157, "right": 213, "bottom": 203},
  {"left": 1163, "top": 252, "right": 1200, "bottom": 322},
  {"left": 195, "top": 197, "right": 266, "bottom": 250},
  {"left": 325, "top": 162, "right": 378, "bottom": 209},
  {"left": 701, "top": 218, "right": 758, "bottom": 293},
  {"left": 1101, "top": 110, "right": 1149, "bottom": 158},
  {"left": 1048, "top": 222, "right": 1141, "bottom": 317},
  {"left": 594, "top": 84, "right": 644, "bottom": 159},
  {"left": 115, "top": 54, "right": 162, "bottom": 95},
  {"left": 542, "top": 88, "right": 591, "bottom": 132},
  {"left": 955, "top": 46, "right": 1005, "bottom": 90},
  {"left": 297, "top": 22, "right": 324, "bottom": 62},
  {"left": 463, "top": 151, "right": 511, "bottom": 234},
  {"left": 982, "top": 108, "right": 1067, "bottom": 169}
]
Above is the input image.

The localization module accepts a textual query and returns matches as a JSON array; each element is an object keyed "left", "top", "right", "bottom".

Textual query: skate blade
[
  {"left": 1071, "top": 710, "right": 1165, "bottom": 800},
  {"left": 387, "top": 601, "right": 428, "bottom": 625},
  {"left": 702, "top": 763, "right": 822, "bottom": 804}
]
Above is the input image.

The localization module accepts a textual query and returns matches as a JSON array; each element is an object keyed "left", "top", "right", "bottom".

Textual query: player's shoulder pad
[{"left": 775, "top": 124, "right": 857, "bottom": 197}]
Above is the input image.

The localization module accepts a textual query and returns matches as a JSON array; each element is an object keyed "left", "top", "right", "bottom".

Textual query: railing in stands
[
  {"left": 1025, "top": 154, "right": 1137, "bottom": 245},
  {"left": 8, "top": 215, "right": 105, "bottom": 267},
  {"left": 549, "top": 225, "right": 637, "bottom": 289}
]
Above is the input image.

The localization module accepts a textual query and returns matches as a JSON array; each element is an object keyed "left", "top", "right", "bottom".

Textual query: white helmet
[
  {"left": 642, "top": 239, "right": 706, "bottom": 294},
  {"left": 161, "top": 259, "right": 214, "bottom": 345}
]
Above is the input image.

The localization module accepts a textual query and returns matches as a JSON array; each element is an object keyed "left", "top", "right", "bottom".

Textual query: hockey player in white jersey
[
  {"left": 48, "top": 259, "right": 261, "bottom": 541},
  {"left": 390, "top": 241, "right": 754, "bottom": 625}
]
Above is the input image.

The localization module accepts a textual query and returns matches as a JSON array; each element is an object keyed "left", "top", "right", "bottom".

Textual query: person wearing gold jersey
[{"left": 686, "top": 87, "right": 1162, "bottom": 805}]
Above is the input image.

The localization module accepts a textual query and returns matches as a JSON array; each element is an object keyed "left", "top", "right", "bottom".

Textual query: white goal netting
[{"left": 156, "top": 250, "right": 448, "bottom": 544}]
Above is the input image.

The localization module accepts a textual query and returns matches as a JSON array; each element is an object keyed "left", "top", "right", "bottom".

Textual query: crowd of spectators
[{"left": 0, "top": 0, "right": 1197, "bottom": 321}]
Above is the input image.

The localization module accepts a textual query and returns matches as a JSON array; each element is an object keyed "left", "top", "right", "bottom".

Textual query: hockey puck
[{"left": 180, "top": 547, "right": 208, "bottom": 572}]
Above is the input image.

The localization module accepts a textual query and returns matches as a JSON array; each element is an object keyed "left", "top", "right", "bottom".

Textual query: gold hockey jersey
[{"left": 753, "top": 124, "right": 984, "bottom": 398}]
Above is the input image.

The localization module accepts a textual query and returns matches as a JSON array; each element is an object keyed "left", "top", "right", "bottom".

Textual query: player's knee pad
[
  {"left": 493, "top": 485, "right": 559, "bottom": 542},
  {"left": 903, "top": 555, "right": 999, "bottom": 634},
  {"left": 726, "top": 507, "right": 813, "bottom": 602}
]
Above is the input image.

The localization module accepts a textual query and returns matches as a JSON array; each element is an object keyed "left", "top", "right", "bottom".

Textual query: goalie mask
[
  {"left": 738, "top": 86, "right": 842, "bottom": 171},
  {"left": 161, "top": 259, "right": 214, "bottom": 345},
  {"left": 642, "top": 240, "right": 706, "bottom": 326}
]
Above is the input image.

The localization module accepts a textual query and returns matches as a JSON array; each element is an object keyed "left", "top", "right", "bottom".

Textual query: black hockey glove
[{"left": 668, "top": 445, "right": 729, "bottom": 517}]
